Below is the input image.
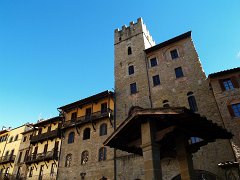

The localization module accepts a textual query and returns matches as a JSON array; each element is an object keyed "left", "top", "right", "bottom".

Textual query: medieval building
[{"left": 0, "top": 18, "right": 239, "bottom": 179}]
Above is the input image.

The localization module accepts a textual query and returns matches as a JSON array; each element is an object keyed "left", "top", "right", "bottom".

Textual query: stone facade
[
  {"left": 57, "top": 91, "right": 115, "bottom": 180},
  {"left": 114, "top": 18, "right": 236, "bottom": 179},
  {"left": 209, "top": 68, "right": 240, "bottom": 164}
]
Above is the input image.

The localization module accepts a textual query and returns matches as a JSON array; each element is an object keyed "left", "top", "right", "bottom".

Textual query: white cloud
[{"left": 237, "top": 51, "right": 240, "bottom": 59}]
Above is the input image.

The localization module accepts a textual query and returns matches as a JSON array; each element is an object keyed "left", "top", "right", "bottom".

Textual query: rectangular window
[
  {"left": 43, "top": 144, "right": 48, "bottom": 154},
  {"left": 150, "top": 57, "right": 157, "bottom": 67},
  {"left": 152, "top": 75, "right": 160, "bottom": 86},
  {"left": 101, "top": 103, "right": 108, "bottom": 114},
  {"left": 85, "top": 108, "right": 92, "bottom": 119},
  {"left": 47, "top": 125, "right": 51, "bottom": 132},
  {"left": 223, "top": 79, "right": 234, "bottom": 90},
  {"left": 24, "top": 150, "right": 29, "bottom": 161},
  {"left": 231, "top": 103, "right": 240, "bottom": 117},
  {"left": 23, "top": 136, "right": 27, "bottom": 142},
  {"left": 170, "top": 49, "right": 179, "bottom": 59},
  {"left": 128, "top": 65, "right": 134, "bottom": 75},
  {"left": 18, "top": 152, "right": 22, "bottom": 163},
  {"left": 71, "top": 112, "right": 77, "bottom": 121},
  {"left": 175, "top": 67, "right": 184, "bottom": 78},
  {"left": 130, "top": 83, "right": 137, "bottom": 94},
  {"left": 50, "top": 163, "right": 55, "bottom": 175}
]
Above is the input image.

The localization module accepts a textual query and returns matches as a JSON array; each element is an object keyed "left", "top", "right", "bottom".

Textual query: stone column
[
  {"left": 141, "top": 120, "right": 162, "bottom": 180},
  {"left": 175, "top": 134, "right": 194, "bottom": 180}
]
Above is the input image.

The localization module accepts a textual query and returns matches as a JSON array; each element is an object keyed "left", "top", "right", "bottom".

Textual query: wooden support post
[
  {"left": 141, "top": 120, "right": 162, "bottom": 180},
  {"left": 175, "top": 134, "right": 194, "bottom": 180}
]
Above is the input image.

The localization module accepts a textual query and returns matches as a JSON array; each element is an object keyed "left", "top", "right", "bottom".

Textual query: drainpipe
[
  {"left": 144, "top": 53, "right": 153, "bottom": 108},
  {"left": 113, "top": 90, "right": 117, "bottom": 180}
]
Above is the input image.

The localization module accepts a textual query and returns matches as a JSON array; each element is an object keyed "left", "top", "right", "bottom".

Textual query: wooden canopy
[{"left": 104, "top": 107, "right": 233, "bottom": 157}]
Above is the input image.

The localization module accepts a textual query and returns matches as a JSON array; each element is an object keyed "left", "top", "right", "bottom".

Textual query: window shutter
[
  {"left": 231, "top": 77, "right": 239, "bottom": 88},
  {"left": 227, "top": 105, "right": 234, "bottom": 117},
  {"left": 218, "top": 79, "right": 225, "bottom": 91}
]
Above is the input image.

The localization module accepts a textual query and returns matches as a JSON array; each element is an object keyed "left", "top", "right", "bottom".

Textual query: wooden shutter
[
  {"left": 231, "top": 76, "right": 239, "bottom": 88},
  {"left": 218, "top": 79, "right": 225, "bottom": 91},
  {"left": 227, "top": 105, "right": 235, "bottom": 117}
]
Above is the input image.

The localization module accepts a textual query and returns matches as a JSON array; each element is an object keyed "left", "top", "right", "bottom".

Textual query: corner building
[
  {"left": 114, "top": 18, "right": 236, "bottom": 179},
  {"left": 57, "top": 91, "right": 114, "bottom": 180}
]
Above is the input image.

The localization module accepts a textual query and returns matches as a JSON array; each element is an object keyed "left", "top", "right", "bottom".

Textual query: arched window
[
  {"left": 14, "top": 135, "right": 18, "bottom": 141},
  {"left": 68, "top": 132, "right": 75, "bottom": 144},
  {"left": 128, "top": 47, "right": 132, "bottom": 55},
  {"left": 81, "top": 150, "right": 89, "bottom": 164},
  {"left": 65, "top": 154, "right": 72, "bottom": 167},
  {"left": 187, "top": 92, "right": 198, "bottom": 112},
  {"left": 163, "top": 100, "right": 170, "bottom": 108},
  {"left": 83, "top": 128, "right": 90, "bottom": 140},
  {"left": 98, "top": 147, "right": 107, "bottom": 161},
  {"left": 100, "top": 123, "right": 107, "bottom": 136}
]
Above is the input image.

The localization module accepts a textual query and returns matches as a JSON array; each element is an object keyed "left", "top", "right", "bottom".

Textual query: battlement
[{"left": 114, "top": 18, "right": 155, "bottom": 45}]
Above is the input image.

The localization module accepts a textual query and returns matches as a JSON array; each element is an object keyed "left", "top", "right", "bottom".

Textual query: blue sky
[{"left": 0, "top": 0, "right": 240, "bottom": 128}]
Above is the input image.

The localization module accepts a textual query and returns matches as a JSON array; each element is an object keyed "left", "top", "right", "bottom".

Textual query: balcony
[
  {"left": 0, "top": 155, "right": 16, "bottom": 164},
  {"left": 25, "top": 151, "right": 59, "bottom": 164},
  {"left": 62, "top": 109, "right": 113, "bottom": 129},
  {"left": 30, "top": 129, "right": 61, "bottom": 144}
]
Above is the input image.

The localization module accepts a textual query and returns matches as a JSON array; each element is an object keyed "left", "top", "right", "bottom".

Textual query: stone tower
[
  {"left": 114, "top": 18, "right": 155, "bottom": 123},
  {"left": 114, "top": 18, "right": 236, "bottom": 179}
]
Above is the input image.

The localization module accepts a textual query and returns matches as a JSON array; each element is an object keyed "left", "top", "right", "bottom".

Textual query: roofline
[
  {"left": 208, "top": 67, "right": 240, "bottom": 78},
  {"left": 58, "top": 90, "right": 114, "bottom": 111},
  {"left": 144, "top": 31, "right": 192, "bottom": 54},
  {"left": 33, "top": 116, "right": 62, "bottom": 127}
]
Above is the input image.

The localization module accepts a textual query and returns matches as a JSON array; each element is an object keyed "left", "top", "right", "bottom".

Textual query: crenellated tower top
[{"left": 114, "top": 18, "right": 155, "bottom": 46}]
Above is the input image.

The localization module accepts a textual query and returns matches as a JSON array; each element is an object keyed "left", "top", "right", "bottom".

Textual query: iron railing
[
  {"left": 0, "top": 155, "right": 16, "bottom": 164},
  {"left": 62, "top": 109, "right": 113, "bottom": 128},
  {"left": 30, "top": 129, "right": 61, "bottom": 144},
  {"left": 25, "top": 151, "right": 59, "bottom": 164}
]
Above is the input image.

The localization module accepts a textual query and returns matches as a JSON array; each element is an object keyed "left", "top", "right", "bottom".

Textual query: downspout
[
  {"left": 144, "top": 52, "right": 153, "bottom": 108},
  {"left": 209, "top": 79, "right": 237, "bottom": 162},
  {"left": 113, "top": 90, "right": 117, "bottom": 180}
]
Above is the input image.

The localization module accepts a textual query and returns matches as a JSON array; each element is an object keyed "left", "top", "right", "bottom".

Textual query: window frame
[
  {"left": 68, "top": 132, "right": 75, "bottom": 144},
  {"left": 149, "top": 57, "right": 158, "bottom": 67},
  {"left": 128, "top": 65, "right": 134, "bottom": 75},
  {"left": 170, "top": 49, "right": 179, "bottom": 59},
  {"left": 98, "top": 147, "right": 107, "bottom": 161},
  {"left": 175, "top": 67, "right": 184, "bottom": 78},
  {"left": 100, "top": 123, "right": 107, "bottom": 136},
  {"left": 83, "top": 128, "right": 90, "bottom": 140},
  {"left": 152, "top": 75, "right": 160, "bottom": 86},
  {"left": 130, "top": 83, "right": 137, "bottom": 94}
]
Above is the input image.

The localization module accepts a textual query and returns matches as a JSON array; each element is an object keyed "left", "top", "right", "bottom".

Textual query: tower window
[
  {"left": 128, "top": 65, "right": 134, "bottom": 75},
  {"left": 175, "top": 67, "right": 184, "bottom": 78},
  {"left": 130, "top": 83, "right": 137, "bottom": 94},
  {"left": 128, "top": 47, "right": 132, "bottom": 55},
  {"left": 187, "top": 92, "right": 198, "bottom": 112},
  {"left": 170, "top": 49, "right": 179, "bottom": 59},
  {"left": 152, "top": 75, "right": 160, "bottom": 86},
  {"left": 150, "top": 57, "right": 157, "bottom": 67}
]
